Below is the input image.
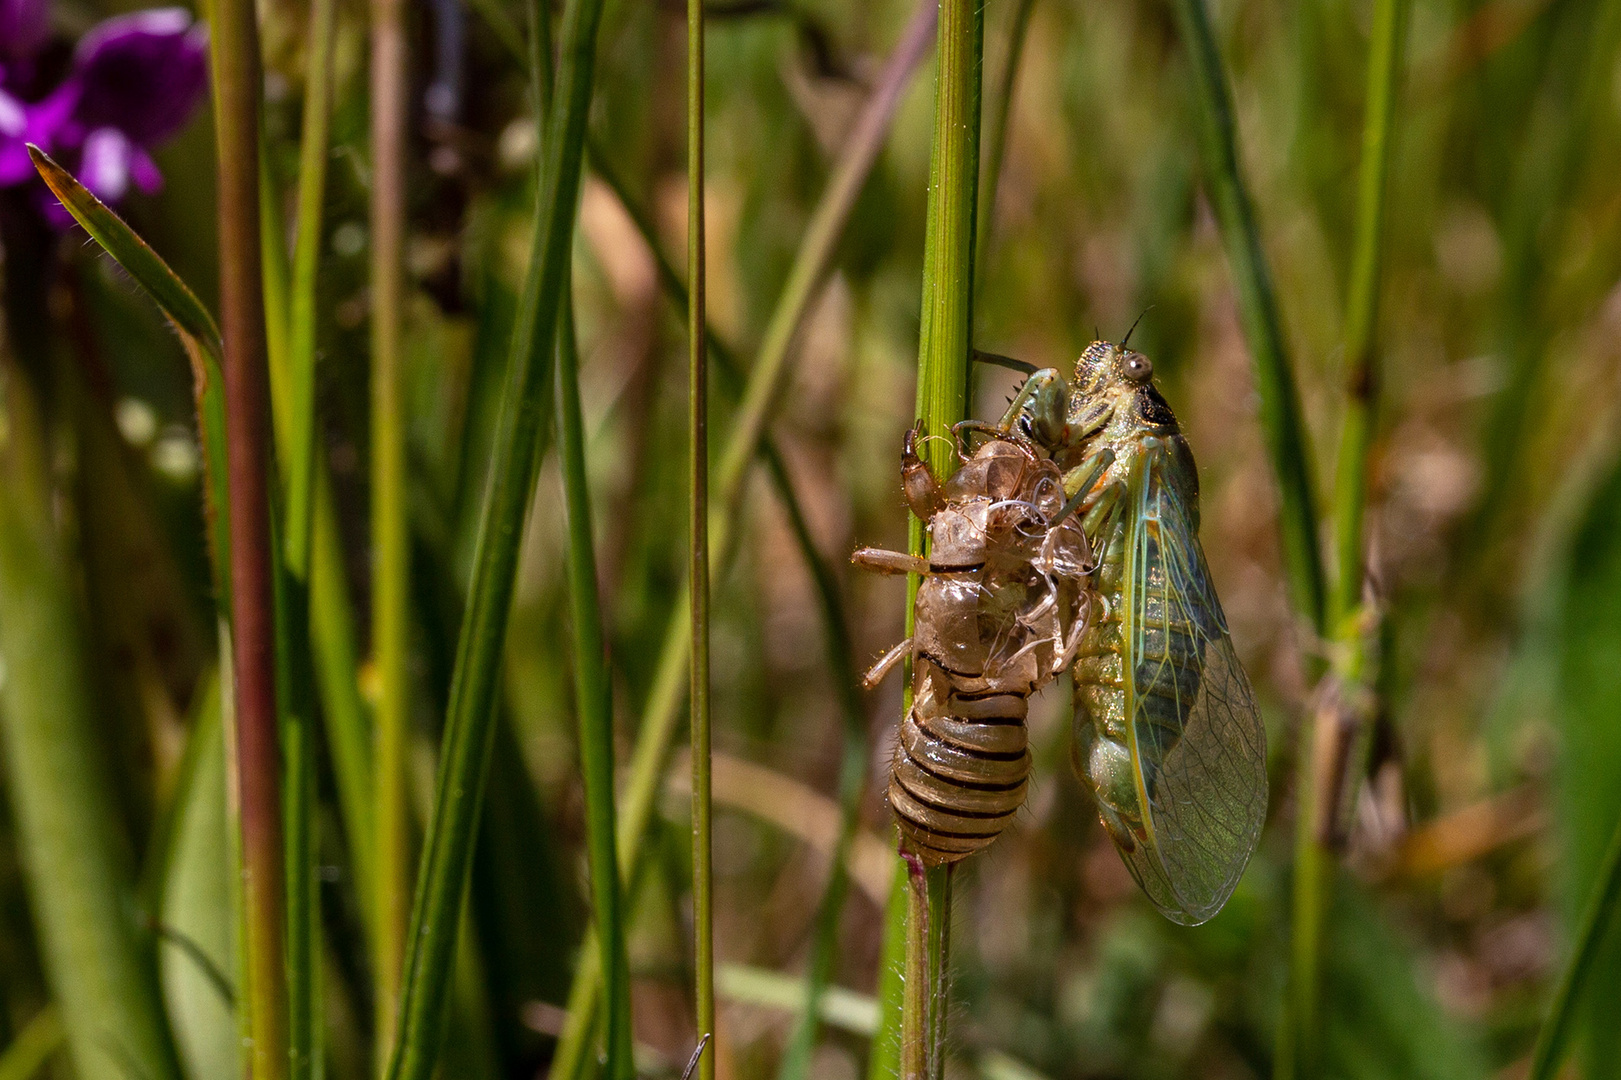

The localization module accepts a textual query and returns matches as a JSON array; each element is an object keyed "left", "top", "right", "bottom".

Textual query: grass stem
[
  {"left": 370, "top": 0, "right": 412, "bottom": 1055},
  {"left": 1282, "top": 0, "right": 1409, "bottom": 1074},
  {"left": 688, "top": 0, "right": 716, "bottom": 1072},
  {"left": 204, "top": 0, "right": 290, "bottom": 1066},
  {"left": 897, "top": 0, "right": 983, "bottom": 1075}
]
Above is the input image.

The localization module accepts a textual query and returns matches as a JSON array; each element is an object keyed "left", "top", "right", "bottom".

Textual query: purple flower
[
  {"left": 0, "top": 2, "right": 207, "bottom": 217},
  {"left": 0, "top": 0, "right": 48, "bottom": 62}
]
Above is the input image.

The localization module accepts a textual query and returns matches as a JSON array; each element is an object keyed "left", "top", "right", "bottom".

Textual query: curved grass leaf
[{"left": 0, "top": 365, "right": 182, "bottom": 1080}]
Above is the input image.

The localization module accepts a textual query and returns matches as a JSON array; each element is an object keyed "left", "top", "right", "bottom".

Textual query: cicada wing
[{"left": 1114, "top": 447, "right": 1268, "bottom": 926}]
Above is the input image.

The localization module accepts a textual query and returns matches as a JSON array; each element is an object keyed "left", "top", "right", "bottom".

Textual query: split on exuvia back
[{"left": 855, "top": 341, "right": 1268, "bottom": 927}]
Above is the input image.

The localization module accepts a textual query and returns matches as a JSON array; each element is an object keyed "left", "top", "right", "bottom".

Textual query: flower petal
[
  {"left": 71, "top": 9, "right": 208, "bottom": 147},
  {"left": 78, "top": 124, "right": 131, "bottom": 201},
  {"left": 0, "top": 0, "right": 49, "bottom": 63}
]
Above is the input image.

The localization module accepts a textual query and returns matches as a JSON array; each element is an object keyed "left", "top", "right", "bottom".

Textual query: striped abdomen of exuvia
[
  {"left": 857, "top": 429, "right": 1090, "bottom": 865},
  {"left": 889, "top": 645, "right": 1036, "bottom": 865}
]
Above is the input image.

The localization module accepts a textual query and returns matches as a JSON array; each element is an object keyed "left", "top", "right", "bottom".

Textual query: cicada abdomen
[{"left": 855, "top": 426, "right": 1092, "bottom": 865}]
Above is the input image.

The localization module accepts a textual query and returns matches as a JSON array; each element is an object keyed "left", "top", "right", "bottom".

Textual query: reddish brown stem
[{"left": 207, "top": 0, "right": 289, "bottom": 1069}]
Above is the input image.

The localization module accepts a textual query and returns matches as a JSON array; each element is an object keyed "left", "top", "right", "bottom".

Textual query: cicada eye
[{"left": 1122, "top": 352, "right": 1153, "bottom": 384}]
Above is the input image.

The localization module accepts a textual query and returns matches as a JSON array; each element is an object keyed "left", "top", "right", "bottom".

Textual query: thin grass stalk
[
  {"left": 383, "top": 0, "right": 607, "bottom": 1069},
  {"left": 205, "top": 0, "right": 289, "bottom": 1065},
  {"left": 1527, "top": 809, "right": 1621, "bottom": 1080},
  {"left": 1168, "top": 0, "right": 1326, "bottom": 635},
  {"left": 590, "top": 144, "right": 871, "bottom": 1080},
  {"left": 545, "top": 14, "right": 934, "bottom": 1080},
  {"left": 973, "top": 0, "right": 1035, "bottom": 308},
  {"left": 687, "top": 0, "right": 716, "bottom": 1073},
  {"left": 0, "top": 353, "right": 181, "bottom": 1080},
  {"left": 1279, "top": 3, "right": 1409, "bottom": 1075},
  {"left": 370, "top": 0, "right": 412, "bottom": 1053},
  {"left": 900, "top": 0, "right": 983, "bottom": 1075},
  {"left": 0, "top": 1008, "right": 61, "bottom": 1080},
  {"left": 556, "top": 283, "right": 635, "bottom": 1080}
]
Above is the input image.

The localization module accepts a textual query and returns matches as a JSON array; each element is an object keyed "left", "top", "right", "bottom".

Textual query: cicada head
[{"left": 1068, "top": 340, "right": 1178, "bottom": 437}]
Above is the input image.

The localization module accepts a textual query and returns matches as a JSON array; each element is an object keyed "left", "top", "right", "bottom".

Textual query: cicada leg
[
  {"left": 1051, "top": 448, "right": 1116, "bottom": 528},
  {"left": 862, "top": 636, "right": 915, "bottom": 690},
  {"left": 901, "top": 423, "right": 945, "bottom": 518},
  {"left": 851, "top": 547, "right": 930, "bottom": 576},
  {"left": 996, "top": 367, "right": 1072, "bottom": 448}
]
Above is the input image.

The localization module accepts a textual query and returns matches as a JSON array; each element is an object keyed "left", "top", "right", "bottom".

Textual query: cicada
[
  {"left": 854, "top": 425, "right": 1092, "bottom": 865},
  {"left": 1001, "top": 340, "right": 1268, "bottom": 925}
]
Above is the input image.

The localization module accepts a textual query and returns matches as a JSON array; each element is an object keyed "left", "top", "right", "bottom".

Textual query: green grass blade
[
  {"left": 157, "top": 676, "right": 239, "bottom": 1080},
  {"left": 27, "top": 148, "right": 231, "bottom": 606},
  {"left": 282, "top": 0, "right": 337, "bottom": 583},
  {"left": 383, "top": 0, "right": 608, "bottom": 1070},
  {"left": 258, "top": 103, "right": 321, "bottom": 1080},
  {"left": 0, "top": 363, "right": 182, "bottom": 1080},
  {"left": 309, "top": 468, "right": 375, "bottom": 900},
  {"left": 687, "top": 0, "right": 715, "bottom": 1075},
  {"left": 1168, "top": 0, "right": 1326, "bottom": 634},
  {"left": 1528, "top": 812, "right": 1621, "bottom": 1080},
  {"left": 545, "top": 13, "right": 935, "bottom": 1077},
  {"left": 0, "top": 1008, "right": 62, "bottom": 1080},
  {"left": 29, "top": 148, "right": 223, "bottom": 352},
  {"left": 556, "top": 283, "right": 635, "bottom": 1080}
]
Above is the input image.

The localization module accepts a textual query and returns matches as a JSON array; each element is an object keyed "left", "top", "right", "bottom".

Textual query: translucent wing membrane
[{"left": 1117, "top": 445, "right": 1268, "bottom": 925}]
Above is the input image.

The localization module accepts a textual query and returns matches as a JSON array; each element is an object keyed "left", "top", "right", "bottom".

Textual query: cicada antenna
[{"left": 1121, "top": 306, "right": 1153, "bottom": 348}]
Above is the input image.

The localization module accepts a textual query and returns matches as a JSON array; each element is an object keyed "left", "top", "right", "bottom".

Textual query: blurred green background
[{"left": 3, "top": 0, "right": 1621, "bottom": 1077}]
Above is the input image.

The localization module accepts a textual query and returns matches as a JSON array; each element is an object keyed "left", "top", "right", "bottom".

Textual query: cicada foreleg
[
  {"left": 995, "top": 367, "right": 1072, "bottom": 448},
  {"left": 901, "top": 423, "right": 945, "bottom": 519}
]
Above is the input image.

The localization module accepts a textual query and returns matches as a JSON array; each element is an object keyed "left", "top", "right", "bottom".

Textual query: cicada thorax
[{"left": 885, "top": 435, "right": 1092, "bottom": 866}]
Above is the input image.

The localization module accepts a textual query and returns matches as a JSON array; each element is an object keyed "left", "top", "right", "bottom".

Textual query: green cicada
[{"left": 999, "top": 339, "right": 1268, "bottom": 925}]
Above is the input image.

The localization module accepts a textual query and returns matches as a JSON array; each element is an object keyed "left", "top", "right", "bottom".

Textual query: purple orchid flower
[{"left": 0, "top": 0, "right": 207, "bottom": 218}]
